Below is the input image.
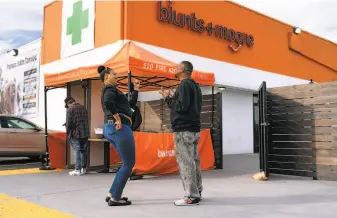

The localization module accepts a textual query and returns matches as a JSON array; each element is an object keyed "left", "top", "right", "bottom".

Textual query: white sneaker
[
  {"left": 80, "top": 168, "right": 87, "bottom": 175},
  {"left": 69, "top": 170, "right": 80, "bottom": 176},
  {"left": 174, "top": 197, "right": 199, "bottom": 206}
]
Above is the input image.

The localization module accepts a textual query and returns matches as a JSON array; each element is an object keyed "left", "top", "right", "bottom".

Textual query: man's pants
[
  {"left": 69, "top": 138, "right": 88, "bottom": 171},
  {"left": 174, "top": 131, "right": 203, "bottom": 199}
]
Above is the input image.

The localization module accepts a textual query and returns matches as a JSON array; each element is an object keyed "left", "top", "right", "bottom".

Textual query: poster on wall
[{"left": 0, "top": 49, "right": 40, "bottom": 118}]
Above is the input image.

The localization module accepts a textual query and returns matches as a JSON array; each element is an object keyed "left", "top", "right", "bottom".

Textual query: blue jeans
[
  {"left": 69, "top": 138, "right": 88, "bottom": 171},
  {"left": 103, "top": 123, "right": 135, "bottom": 201}
]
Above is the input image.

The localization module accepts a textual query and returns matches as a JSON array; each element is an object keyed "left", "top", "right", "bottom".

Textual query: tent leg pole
[
  {"left": 211, "top": 86, "right": 215, "bottom": 128},
  {"left": 128, "top": 71, "right": 132, "bottom": 101},
  {"left": 40, "top": 87, "right": 55, "bottom": 171}
]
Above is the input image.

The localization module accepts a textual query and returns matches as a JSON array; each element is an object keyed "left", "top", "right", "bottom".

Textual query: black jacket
[
  {"left": 101, "top": 85, "right": 132, "bottom": 125},
  {"left": 165, "top": 78, "right": 202, "bottom": 132},
  {"left": 128, "top": 90, "right": 142, "bottom": 131}
]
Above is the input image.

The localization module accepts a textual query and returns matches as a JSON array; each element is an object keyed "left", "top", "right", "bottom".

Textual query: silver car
[{"left": 0, "top": 115, "right": 45, "bottom": 160}]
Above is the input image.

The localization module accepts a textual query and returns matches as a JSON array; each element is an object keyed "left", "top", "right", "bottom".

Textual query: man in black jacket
[{"left": 160, "top": 61, "right": 203, "bottom": 206}]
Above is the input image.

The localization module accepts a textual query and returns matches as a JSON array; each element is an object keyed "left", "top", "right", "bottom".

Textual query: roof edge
[{"left": 44, "top": 0, "right": 59, "bottom": 9}]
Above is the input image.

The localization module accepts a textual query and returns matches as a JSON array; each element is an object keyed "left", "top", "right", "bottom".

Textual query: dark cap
[{"left": 64, "top": 97, "right": 75, "bottom": 108}]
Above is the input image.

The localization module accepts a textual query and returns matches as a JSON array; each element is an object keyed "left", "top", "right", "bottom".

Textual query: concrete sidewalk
[{"left": 1, "top": 154, "right": 337, "bottom": 218}]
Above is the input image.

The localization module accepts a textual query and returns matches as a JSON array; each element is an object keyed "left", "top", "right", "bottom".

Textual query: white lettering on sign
[
  {"left": 143, "top": 62, "right": 154, "bottom": 70},
  {"left": 157, "top": 149, "right": 176, "bottom": 158},
  {"left": 155, "top": 64, "right": 166, "bottom": 72},
  {"left": 143, "top": 62, "right": 177, "bottom": 74},
  {"left": 169, "top": 68, "right": 177, "bottom": 74}
]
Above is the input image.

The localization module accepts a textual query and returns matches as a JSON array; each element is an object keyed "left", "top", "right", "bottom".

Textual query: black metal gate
[{"left": 258, "top": 81, "right": 269, "bottom": 177}]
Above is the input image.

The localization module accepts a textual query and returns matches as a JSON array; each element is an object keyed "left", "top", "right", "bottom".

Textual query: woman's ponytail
[{"left": 97, "top": 66, "right": 106, "bottom": 82}]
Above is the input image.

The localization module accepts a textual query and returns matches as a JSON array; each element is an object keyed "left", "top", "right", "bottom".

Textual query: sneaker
[
  {"left": 69, "top": 170, "right": 80, "bottom": 176},
  {"left": 174, "top": 197, "right": 199, "bottom": 206},
  {"left": 80, "top": 168, "right": 87, "bottom": 175}
]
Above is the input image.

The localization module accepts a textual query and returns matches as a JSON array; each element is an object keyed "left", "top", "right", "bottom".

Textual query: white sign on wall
[
  {"left": 61, "top": 0, "right": 95, "bottom": 58},
  {"left": 0, "top": 49, "right": 40, "bottom": 118}
]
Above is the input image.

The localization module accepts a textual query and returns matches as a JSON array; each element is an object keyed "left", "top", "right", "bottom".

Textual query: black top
[
  {"left": 101, "top": 85, "right": 132, "bottom": 125},
  {"left": 165, "top": 78, "right": 202, "bottom": 132},
  {"left": 66, "top": 103, "right": 90, "bottom": 139}
]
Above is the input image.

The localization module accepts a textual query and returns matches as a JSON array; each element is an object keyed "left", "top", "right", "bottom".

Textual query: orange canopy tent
[
  {"left": 44, "top": 41, "right": 215, "bottom": 90},
  {"left": 42, "top": 41, "right": 216, "bottom": 172}
]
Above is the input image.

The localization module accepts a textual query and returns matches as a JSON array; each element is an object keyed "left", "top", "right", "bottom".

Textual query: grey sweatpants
[{"left": 174, "top": 131, "right": 203, "bottom": 199}]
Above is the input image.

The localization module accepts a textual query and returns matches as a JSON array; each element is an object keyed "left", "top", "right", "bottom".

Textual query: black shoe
[
  {"left": 108, "top": 199, "right": 132, "bottom": 206},
  {"left": 130, "top": 175, "right": 144, "bottom": 180},
  {"left": 105, "top": 196, "right": 128, "bottom": 202}
]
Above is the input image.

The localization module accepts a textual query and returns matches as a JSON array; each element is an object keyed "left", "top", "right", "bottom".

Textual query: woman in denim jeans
[{"left": 98, "top": 66, "right": 135, "bottom": 206}]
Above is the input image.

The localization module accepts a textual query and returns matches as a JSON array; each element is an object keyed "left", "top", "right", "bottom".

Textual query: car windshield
[{"left": 1, "top": 118, "right": 36, "bottom": 129}]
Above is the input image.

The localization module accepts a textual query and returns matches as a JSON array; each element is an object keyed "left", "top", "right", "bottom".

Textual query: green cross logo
[{"left": 66, "top": 0, "right": 89, "bottom": 45}]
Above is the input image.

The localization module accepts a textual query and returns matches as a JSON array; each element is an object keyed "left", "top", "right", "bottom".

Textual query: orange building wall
[
  {"left": 125, "top": 1, "right": 337, "bottom": 82},
  {"left": 94, "top": 1, "right": 123, "bottom": 48},
  {"left": 41, "top": 1, "right": 337, "bottom": 83},
  {"left": 41, "top": 1, "right": 123, "bottom": 65},
  {"left": 289, "top": 32, "right": 337, "bottom": 72},
  {"left": 41, "top": 1, "right": 62, "bottom": 65}
]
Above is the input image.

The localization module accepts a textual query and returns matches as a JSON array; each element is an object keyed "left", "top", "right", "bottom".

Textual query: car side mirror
[{"left": 35, "top": 126, "right": 42, "bottom": 131}]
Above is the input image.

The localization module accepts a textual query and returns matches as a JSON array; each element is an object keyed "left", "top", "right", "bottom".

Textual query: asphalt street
[
  {"left": 2, "top": 154, "right": 337, "bottom": 218},
  {"left": 0, "top": 157, "right": 41, "bottom": 170}
]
